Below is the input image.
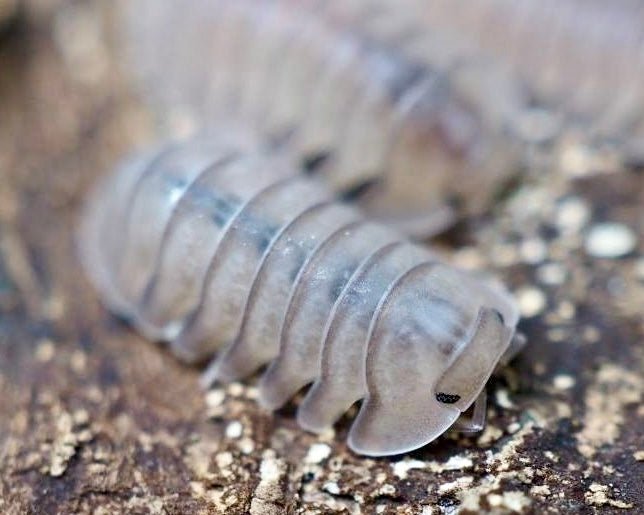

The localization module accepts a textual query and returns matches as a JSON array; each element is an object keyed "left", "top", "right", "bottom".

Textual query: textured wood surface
[{"left": 0, "top": 3, "right": 642, "bottom": 514}]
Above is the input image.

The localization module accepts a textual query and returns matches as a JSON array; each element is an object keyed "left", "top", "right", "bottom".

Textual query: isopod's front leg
[
  {"left": 451, "top": 332, "right": 525, "bottom": 433},
  {"left": 451, "top": 390, "right": 487, "bottom": 433}
]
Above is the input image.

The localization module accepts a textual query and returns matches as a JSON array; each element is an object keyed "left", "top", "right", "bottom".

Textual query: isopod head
[{"left": 347, "top": 263, "right": 518, "bottom": 456}]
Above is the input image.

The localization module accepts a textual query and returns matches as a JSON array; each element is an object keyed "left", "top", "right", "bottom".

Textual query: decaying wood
[{"left": 0, "top": 2, "right": 641, "bottom": 514}]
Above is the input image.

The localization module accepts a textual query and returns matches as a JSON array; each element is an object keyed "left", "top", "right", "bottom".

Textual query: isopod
[
  {"left": 79, "top": 133, "right": 522, "bottom": 456},
  {"left": 122, "top": 0, "right": 525, "bottom": 236}
]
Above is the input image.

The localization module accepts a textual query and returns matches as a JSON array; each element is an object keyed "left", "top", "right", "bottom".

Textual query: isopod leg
[
  {"left": 452, "top": 390, "right": 487, "bottom": 433},
  {"left": 199, "top": 359, "right": 221, "bottom": 390}
]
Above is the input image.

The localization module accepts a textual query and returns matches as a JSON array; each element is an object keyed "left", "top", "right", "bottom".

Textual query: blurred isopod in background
[{"left": 120, "top": 0, "right": 644, "bottom": 236}]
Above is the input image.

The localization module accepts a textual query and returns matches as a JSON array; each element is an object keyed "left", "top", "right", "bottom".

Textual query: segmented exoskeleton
[
  {"left": 79, "top": 132, "right": 521, "bottom": 456},
  {"left": 123, "top": 0, "right": 525, "bottom": 236}
]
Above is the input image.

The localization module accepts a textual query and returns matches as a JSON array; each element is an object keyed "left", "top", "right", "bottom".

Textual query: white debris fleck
[
  {"left": 215, "top": 451, "right": 233, "bottom": 469},
  {"left": 225, "top": 421, "right": 243, "bottom": 439},
  {"left": 35, "top": 339, "right": 55, "bottom": 362},
  {"left": 555, "top": 197, "right": 591, "bottom": 234},
  {"left": 258, "top": 451, "right": 282, "bottom": 482},
  {"left": 488, "top": 491, "right": 532, "bottom": 511},
  {"left": 72, "top": 409, "right": 90, "bottom": 426},
  {"left": 205, "top": 389, "right": 225, "bottom": 407},
  {"left": 559, "top": 143, "right": 594, "bottom": 177},
  {"left": 438, "top": 476, "right": 474, "bottom": 494},
  {"left": 516, "top": 287, "right": 547, "bottom": 317},
  {"left": 537, "top": 262, "right": 568, "bottom": 286},
  {"left": 585, "top": 483, "right": 634, "bottom": 509},
  {"left": 227, "top": 382, "right": 245, "bottom": 397},
  {"left": 544, "top": 451, "right": 559, "bottom": 462},
  {"left": 245, "top": 386, "right": 259, "bottom": 400},
  {"left": 507, "top": 422, "right": 522, "bottom": 434},
  {"left": 378, "top": 484, "right": 396, "bottom": 496},
  {"left": 392, "top": 459, "right": 426, "bottom": 479},
  {"left": 443, "top": 455, "right": 474, "bottom": 471},
  {"left": 520, "top": 238, "right": 548, "bottom": 264},
  {"left": 530, "top": 485, "right": 552, "bottom": 497},
  {"left": 251, "top": 451, "right": 287, "bottom": 513},
  {"left": 582, "top": 326, "right": 601, "bottom": 344},
  {"left": 553, "top": 375, "right": 576, "bottom": 390},
  {"left": 585, "top": 223, "right": 637, "bottom": 258},
  {"left": 305, "top": 443, "right": 331, "bottom": 464},
  {"left": 238, "top": 437, "right": 255, "bottom": 454},
  {"left": 557, "top": 301, "right": 576, "bottom": 320},
  {"left": 478, "top": 424, "right": 504, "bottom": 446},
  {"left": 495, "top": 389, "right": 515, "bottom": 409},
  {"left": 323, "top": 481, "right": 340, "bottom": 495},
  {"left": 547, "top": 327, "right": 568, "bottom": 342}
]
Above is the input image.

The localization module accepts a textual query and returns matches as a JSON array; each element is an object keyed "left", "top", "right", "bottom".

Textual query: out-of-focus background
[{"left": 0, "top": 1, "right": 642, "bottom": 513}]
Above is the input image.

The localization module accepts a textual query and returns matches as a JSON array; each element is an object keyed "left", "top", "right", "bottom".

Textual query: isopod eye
[
  {"left": 435, "top": 392, "right": 461, "bottom": 404},
  {"left": 434, "top": 307, "right": 514, "bottom": 412}
]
